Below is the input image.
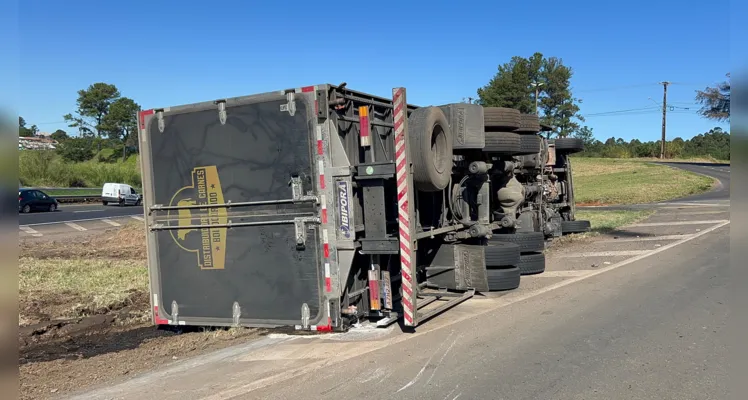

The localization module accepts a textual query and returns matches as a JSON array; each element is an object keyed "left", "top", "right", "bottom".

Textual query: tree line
[
  {"left": 19, "top": 82, "right": 140, "bottom": 163},
  {"left": 475, "top": 52, "right": 730, "bottom": 147},
  {"left": 575, "top": 127, "right": 729, "bottom": 161}
]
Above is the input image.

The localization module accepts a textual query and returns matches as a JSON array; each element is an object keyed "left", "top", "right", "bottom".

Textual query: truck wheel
[
  {"left": 484, "top": 107, "right": 521, "bottom": 131},
  {"left": 489, "top": 231, "right": 545, "bottom": 253},
  {"left": 516, "top": 114, "right": 541, "bottom": 134},
  {"left": 408, "top": 106, "right": 453, "bottom": 192},
  {"left": 517, "top": 134, "right": 542, "bottom": 155},
  {"left": 485, "top": 242, "right": 521, "bottom": 267},
  {"left": 483, "top": 132, "right": 521, "bottom": 155},
  {"left": 486, "top": 266, "right": 521, "bottom": 291},
  {"left": 561, "top": 220, "right": 591, "bottom": 234},
  {"left": 554, "top": 138, "right": 584, "bottom": 153},
  {"left": 517, "top": 252, "right": 545, "bottom": 275}
]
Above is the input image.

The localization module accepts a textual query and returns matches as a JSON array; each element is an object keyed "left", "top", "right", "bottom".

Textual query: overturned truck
[{"left": 137, "top": 84, "right": 586, "bottom": 332}]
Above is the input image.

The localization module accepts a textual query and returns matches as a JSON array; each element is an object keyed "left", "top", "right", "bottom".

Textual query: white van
[{"left": 101, "top": 183, "right": 142, "bottom": 206}]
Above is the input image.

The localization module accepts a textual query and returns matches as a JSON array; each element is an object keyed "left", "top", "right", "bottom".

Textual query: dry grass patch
[
  {"left": 571, "top": 158, "right": 714, "bottom": 205},
  {"left": 20, "top": 222, "right": 146, "bottom": 261}
]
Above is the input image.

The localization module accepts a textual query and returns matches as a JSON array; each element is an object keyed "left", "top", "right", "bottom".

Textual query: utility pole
[
  {"left": 531, "top": 81, "right": 543, "bottom": 114},
  {"left": 659, "top": 81, "right": 669, "bottom": 159}
]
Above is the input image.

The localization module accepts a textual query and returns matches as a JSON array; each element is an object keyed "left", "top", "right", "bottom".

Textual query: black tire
[
  {"left": 485, "top": 242, "right": 521, "bottom": 268},
  {"left": 408, "top": 106, "right": 454, "bottom": 192},
  {"left": 136, "top": 199, "right": 142, "bottom": 206},
  {"left": 102, "top": 201, "right": 108, "bottom": 206},
  {"left": 484, "top": 107, "right": 521, "bottom": 130},
  {"left": 486, "top": 266, "right": 521, "bottom": 291},
  {"left": 21, "top": 204, "right": 31, "bottom": 213},
  {"left": 554, "top": 137, "right": 584, "bottom": 153},
  {"left": 484, "top": 132, "right": 521, "bottom": 155},
  {"left": 119, "top": 199, "right": 125, "bottom": 207},
  {"left": 48, "top": 203, "right": 57, "bottom": 212},
  {"left": 517, "top": 134, "right": 542, "bottom": 155},
  {"left": 489, "top": 231, "right": 545, "bottom": 253},
  {"left": 561, "top": 220, "right": 591, "bottom": 234},
  {"left": 517, "top": 252, "right": 545, "bottom": 275},
  {"left": 516, "top": 114, "right": 541, "bottom": 134}
]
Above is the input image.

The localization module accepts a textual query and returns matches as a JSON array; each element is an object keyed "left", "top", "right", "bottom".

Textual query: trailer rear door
[{"left": 140, "top": 92, "right": 324, "bottom": 327}]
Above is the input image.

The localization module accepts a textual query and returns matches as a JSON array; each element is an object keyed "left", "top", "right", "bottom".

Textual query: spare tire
[
  {"left": 407, "top": 107, "right": 453, "bottom": 192},
  {"left": 485, "top": 242, "right": 521, "bottom": 268},
  {"left": 561, "top": 220, "right": 591, "bottom": 234},
  {"left": 554, "top": 137, "right": 584, "bottom": 153},
  {"left": 484, "top": 108, "right": 521, "bottom": 131},
  {"left": 484, "top": 132, "right": 521, "bottom": 156},
  {"left": 489, "top": 231, "right": 545, "bottom": 253},
  {"left": 486, "top": 266, "right": 521, "bottom": 291},
  {"left": 516, "top": 114, "right": 541, "bottom": 134},
  {"left": 517, "top": 252, "right": 545, "bottom": 275},
  {"left": 518, "top": 134, "right": 542, "bottom": 155}
]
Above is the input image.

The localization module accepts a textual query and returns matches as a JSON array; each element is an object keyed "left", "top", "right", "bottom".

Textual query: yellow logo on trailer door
[{"left": 167, "top": 166, "right": 227, "bottom": 270}]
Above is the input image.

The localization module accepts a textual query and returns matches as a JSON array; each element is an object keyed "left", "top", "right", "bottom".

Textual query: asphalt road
[
  {"left": 247, "top": 224, "right": 729, "bottom": 400},
  {"left": 658, "top": 162, "right": 730, "bottom": 202},
  {"left": 70, "top": 199, "right": 731, "bottom": 400},
  {"left": 18, "top": 203, "right": 143, "bottom": 226}
]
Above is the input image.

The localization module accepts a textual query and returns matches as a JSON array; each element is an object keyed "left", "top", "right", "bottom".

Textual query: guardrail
[{"left": 21, "top": 187, "right": 103, "bottom": 203}]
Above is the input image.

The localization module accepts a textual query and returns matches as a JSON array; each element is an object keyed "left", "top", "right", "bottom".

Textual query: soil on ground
[{"left": 18, "top": 225, "right": 262, "bottom": 400}]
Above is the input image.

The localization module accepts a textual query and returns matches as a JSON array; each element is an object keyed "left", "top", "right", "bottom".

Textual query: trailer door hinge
[
  {"left": 294, "top": 216, "right": 320, "bottom": 250},
  {"left": 216, "top": 100, "right": 227, "bottom": 125},
  {"left": 289, "top": 176, "right": 319, "bottom": 203},
  {"left": 281, "top": 92, "right": 297, "bottom": 116}
]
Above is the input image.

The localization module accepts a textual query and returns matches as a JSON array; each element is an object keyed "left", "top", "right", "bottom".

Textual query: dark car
[{"left": 19, "top": 188, "right": 59, "bottom": 213}]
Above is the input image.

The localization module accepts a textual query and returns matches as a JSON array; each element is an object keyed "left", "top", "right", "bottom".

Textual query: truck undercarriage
[{"left": 138, "top": 83, "right": 588, "bottom": 332}]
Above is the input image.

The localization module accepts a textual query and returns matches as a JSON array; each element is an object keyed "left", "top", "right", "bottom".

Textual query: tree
[
  {"left": 477, "top": 52, "right": 584, "bottom": 138},
  {"left": 19, "top": 116, "right": 33, "bottom": 137},
  {"left": 573, "top": 125, "right": 595, "bottom": 147},
  {"left": 538, "top": 57, "right": 584, "bottom": 138},
  {"left": 56, "top": 137, "right": 95, "bottom": 163},
  {"left": 695, "top": 73, "right": 730, "bottom": 122},
  {"left": 50, "top": 129, "right": 68, "bottom": 141},
  {"left": 63, "top": 82, "right": 121, "bottom": 145},
  {"left": 101, "top": 97, "right": 141, "bottom": 161}
]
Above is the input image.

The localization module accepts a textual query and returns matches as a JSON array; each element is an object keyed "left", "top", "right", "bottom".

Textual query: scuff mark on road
[{"left": 396, "top": 330, "right": 455, "bottom": 393}]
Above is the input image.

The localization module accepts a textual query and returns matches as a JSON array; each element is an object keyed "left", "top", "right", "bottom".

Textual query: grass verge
[
  {"left": 571, "top": 158, "right": 715, "bottom": 205},
  {"left": 576, "top": 209, "right": 655, "bottom": 234}
]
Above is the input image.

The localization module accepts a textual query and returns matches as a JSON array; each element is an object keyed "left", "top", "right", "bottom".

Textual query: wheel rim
[
  {"left": 23, "top": 205, "right": 30, "bottom": 213},
  {"left": 431, "top": 125, "right": 448, "bottom": 174},
  {"left": 50, "top": 204, "right": 56, "bottom": 211}
]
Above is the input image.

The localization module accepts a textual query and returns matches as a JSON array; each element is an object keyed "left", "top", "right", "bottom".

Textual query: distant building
[{"left": 19, "top": 136, "right": 58, "bottom": 150}]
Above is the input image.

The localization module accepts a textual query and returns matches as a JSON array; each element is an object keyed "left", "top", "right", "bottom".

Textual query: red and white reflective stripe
[
  {"left": 152, "top": 294, "right": 168, "bottom": 325},
  {"left": 324, "top": 262, "right": 332, "bottom": 292},
  {"left": 318, "top": 159, "right": 326, "bottom": 189},
  {"left": 320, "top": 194, "right": 328, "bottom": 224},
  {"left": 322, "top": 228, "right": 330, "bottom": 258},
  {"left": 359, "top": 106, "right": 371, "bottom": 147},
  {"left": 393, "top": 88, "right": 414, "bottom": 326},
  {"left": 139, "top": 109, "right": 154, "bottom": 130},
  {"left": 316, "top": 125, "right": 324, "bottom": 155}
]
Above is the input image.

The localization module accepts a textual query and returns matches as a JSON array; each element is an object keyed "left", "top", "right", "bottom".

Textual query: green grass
[
  {"left": 571, "top": 158, "right": 714, "bottom": 205},
  {"left": 19, "top": 151, "right": 141, "bottom": 189},
  {"left": 575, "top": 209, "right": 655, "bottom": 234}
]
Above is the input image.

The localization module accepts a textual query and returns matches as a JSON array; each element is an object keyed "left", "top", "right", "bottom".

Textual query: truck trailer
[{"left": 137, "top": 83, "right": 586, "bottom": 332}]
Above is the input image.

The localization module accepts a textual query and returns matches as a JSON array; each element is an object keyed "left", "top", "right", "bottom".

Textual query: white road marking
[
  {"left": 102, "top": 219, "right": 121, "bottom": 227},
  {"left": 65, "top": 222, "right": 87, "bottom": 231},
  {"left": 655, "top": 210, "right": 728, "bottom": 215},
  {"left": 597, "top": 234, "right": 693, "bottom": 243},
  {"left": 130, "top": 215, "right": 144, "bottom": 221},
  {"left": 629, "top": 219, "right": 728, "bottom": 227},
  {"left": 22, "top": 215, "right": 140, "bottom": 227},
  {"left": 19, "top": 226, "right": 42, "bottom": 237},
  {"left": 537, "top": 270, "right": 592, "bottom": 277},
  {"left": 198, "top": 221, "right": 731, "bottom": 399},
  {"left": 73, "top": 210, "right": 100, "bottom": 213},
  {"left": 557, "top": 250, "right": 651, "bottom": 258}
]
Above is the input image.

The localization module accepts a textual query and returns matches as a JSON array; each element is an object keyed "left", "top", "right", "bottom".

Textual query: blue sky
[{"left": 18, "top": 0, "right": 730, "bottom": 142}]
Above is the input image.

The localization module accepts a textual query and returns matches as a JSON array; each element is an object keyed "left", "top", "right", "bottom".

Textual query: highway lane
[
  {"left": 18, "top": 203, "right": 143, "bottom": 226},
  {"left": 658, "top": 162, "right": 730, "bottom": 202},
  {"left": 243, "top": 223, "right": 729, "bottom": 400}
]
